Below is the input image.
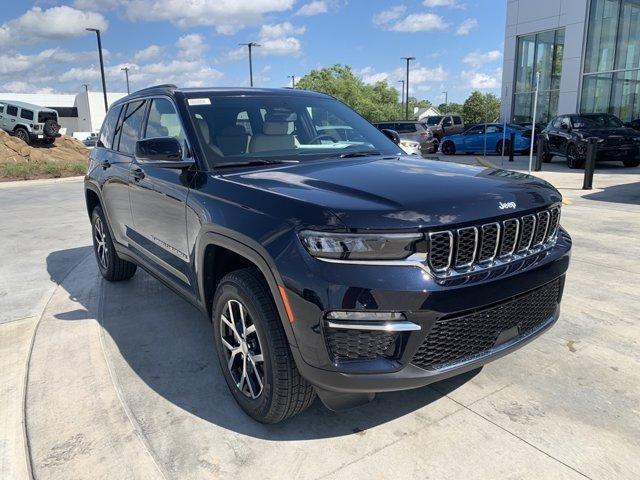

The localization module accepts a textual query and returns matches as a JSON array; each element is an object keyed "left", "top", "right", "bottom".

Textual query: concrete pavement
[{"left": 1, "top": 159, "right": 640, "bottom": 479}]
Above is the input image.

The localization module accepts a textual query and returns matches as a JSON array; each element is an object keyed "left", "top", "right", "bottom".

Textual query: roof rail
[{"left": 131, "top": 84, "right": 178, "bottom": 94}]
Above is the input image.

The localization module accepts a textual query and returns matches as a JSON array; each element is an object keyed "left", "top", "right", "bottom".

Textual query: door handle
[{"left": 132, "top": 167, "right": 145, "bottom": 181}]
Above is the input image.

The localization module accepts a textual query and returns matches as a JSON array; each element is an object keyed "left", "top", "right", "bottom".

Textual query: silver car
[
  {"left": 373, "top": 121, "right": 438, "bottom": 156},
  {"left": 0, "top": 100, "right": 61, "bottom": 145}
]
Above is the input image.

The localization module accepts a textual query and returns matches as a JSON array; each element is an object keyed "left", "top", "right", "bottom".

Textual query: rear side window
[
  {"left": 396, "top": 123, "right": 417, "bottom": 133},
  {"left": 20, "top": 109, "right": 34, "bottom": 120},
  {"left": 7, "top": 105, "right": 18, "bottom": 116},
  {"left": 115, "top": 101, "right": 147, "bottom": 155},
  {"left": 98, "top": 105, "right": 122, "bottom": 150},
  {"left": 453, "top": 116, "right": 462, "bottom": 125}
]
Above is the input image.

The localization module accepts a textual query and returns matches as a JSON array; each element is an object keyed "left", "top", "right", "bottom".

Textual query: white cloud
[
  {"left": 121, "top": 0, "right": 295, "bottom": 35},
  {"left": 296, "top": 1, "right": 328, "bottom": 16},
  {"left": 0, "top": 81, "right": 57, "bottom": 94},
  {"left": 132, "top": 45, "right": 163, "bottom": 63},
  {"left": 357, "top": 67, "right": 391, "bottom": 84},
  {"left": 461, "top": 68, "right": 502, "bottom": 89},
  {"left": 456, "top": 18, "right": 478, "bottom": 35},
  {"left": 176, "top": 34, "right": 208, "bottom": 59},
  {"left": 373, "top": 5, "right": 406, "bottom": 25},
  {"left": 422, "top": 0, "right": 461, "bottom": 7},
  {"left": 229, "top": 22, "right": 306, "bottom": 58},
  {"left": 357, "top": 64, "right": 448, "bottom": 94},
  {"left": 0, "top": 49, "right": 96, "bottom": 75},
  {"left": 389, "top": 13, "right": 448, "bottom": 32},
  {"left": 462, "top": 49, "right": 501, "bottom": 68},
  {"left": 260, "top": 22, "right": 306, "bottom": 39},
  {"left": 0, "top": 6, "right": 108, "bottom": 48}
]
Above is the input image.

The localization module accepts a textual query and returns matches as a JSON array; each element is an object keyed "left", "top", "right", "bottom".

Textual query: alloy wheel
[
  {"left": 93, "top": 216, "right": 109, "bottom": 270},
  {"left": 219, "top": 299, "right": 265, "bottom": 399}
]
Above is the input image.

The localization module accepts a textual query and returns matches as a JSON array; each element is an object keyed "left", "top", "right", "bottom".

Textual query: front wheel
[
  {"left": 212, "top": 268, "right": 316, "bottom": 423},
  {"left": 91, "top": 206, "right": 137, "bottom": 281},
  {"left": 13, "top": 127, "right": 30, "bottom": 144},
  {"left": 441, "top": 140, "right": 456, "bottom": 155},
  {"left": 566, "top": 144, "right": 584, "bottom": 169}
]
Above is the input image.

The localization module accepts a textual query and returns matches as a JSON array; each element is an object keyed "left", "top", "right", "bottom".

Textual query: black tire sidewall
[
  {"left": 212, "top": 278, "right": 277, "bottom": 421},
  {"left": 14, "top": 128, "right": 29, "bottom": 143},
  {"left": 442, "top": 141, "right": 455, "bottom": 155},
  {"left": 91, "top": 206, "right": 114, "bottom": 278}
]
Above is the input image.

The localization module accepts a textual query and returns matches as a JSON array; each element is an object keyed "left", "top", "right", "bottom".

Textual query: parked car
[
  {"left": 423, "top": 114, "right": 465, "bottom": 141},
  {"left": 0, "top": 100, "right": 60, "bottom": 145},
  {"left": 540, "top": 113, "right": 640, "bottom": 168},
  {"left": 85, "top": 84, "right": 571, "bottom": 423},
  {"left": 625, "top": 119, "right": 640, "bottom": 132},
  {"left": 373, "top": 121, "right": 438, "bottom": 155},
  {"left": 440, "top": 123, "right": 531, "bottom": 155},
  {"left": 83, "top": 132, "right": 99, "bottom": 147}
]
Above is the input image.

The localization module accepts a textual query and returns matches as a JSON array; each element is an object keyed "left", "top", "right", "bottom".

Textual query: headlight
[
  {"left": 298, "top": 231, "right": 423, "bottom": 260},
  {"left": 400, "top": 140, "right": 418, "bottom": 148}
]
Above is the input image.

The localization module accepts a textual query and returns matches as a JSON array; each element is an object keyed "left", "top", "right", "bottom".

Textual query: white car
[{"left": 399, "top": 139, "right": 421, "bottom": 155}]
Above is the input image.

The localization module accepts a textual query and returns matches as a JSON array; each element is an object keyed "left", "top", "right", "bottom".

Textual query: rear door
[{"left": 546, "top": 117, "right": 563, "bottom": 154}]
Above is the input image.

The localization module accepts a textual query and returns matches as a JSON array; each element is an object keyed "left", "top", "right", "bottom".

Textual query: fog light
[
  {"left": 326, "top": 311, "right": 406, "bottom": 321},
  {"left": 325, "top": 311, "right": 420, "bottom": 332}
]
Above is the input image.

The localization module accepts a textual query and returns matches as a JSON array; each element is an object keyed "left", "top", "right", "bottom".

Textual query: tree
[
  {"left": 438, "top": 102, "right": 463, "bottom": 115},
  {"left": 296, "top": 64, "right": 405, "bottom": 122},
  {"left": 462, "top": 91, "right": 501, "bottom": 124}
]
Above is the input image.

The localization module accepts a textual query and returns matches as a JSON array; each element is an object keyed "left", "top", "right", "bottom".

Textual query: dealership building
[{"left": 501, "top": 0, "right": 640, "bottom": 124}]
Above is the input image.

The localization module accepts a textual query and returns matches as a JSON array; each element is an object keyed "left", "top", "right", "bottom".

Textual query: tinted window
[
  {"left": 0, "top": 105, "right": 4, "bottom": 113},
  {"left": 552, "top": 117, "right": 563, "bottom": 128},
  {"left": 465, "top": 125, "right": 484, "bottom": 135},
  {"left": 396, "top": 123, "right": 417, "bottom": 133},
  {"left": 453, "top": 116, "right": 462, "bottom": 125},
  {"left": 116, "top": 101, "right": 146, "bottom": 154},
  {"left": 144, "top": 98, "right": 184, "bottom": 141},
  {"left": 486, "top": 125, "right": 502, "bottom": 133},
  {"left": 7, "top": 105, "right": 18, "bottom": 116},
  {"left": 425, "top": 116, "right": 443, "bottom": 125},
  {"left": 376, "top": 123, "right": 394, "bottom": 130},
  {"left": 20, "top": 109, "right": 34, "bottom": 120},
  {"left": 98, "top": 105, "right": 122, "bottom": 150}
]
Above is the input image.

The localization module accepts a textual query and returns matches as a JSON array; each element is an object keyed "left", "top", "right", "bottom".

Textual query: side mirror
[
  {"left": 135, "top": 137, "right": 193, "bottom": 168},
  {"left": 381, "top": 128, "right": 401, "bottom": 145}
]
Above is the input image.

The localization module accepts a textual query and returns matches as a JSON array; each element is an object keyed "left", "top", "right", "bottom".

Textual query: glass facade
[
  {"left": 581, "top": 0, "right": 640, "bottom": 122},
  {"left": 512, "top": 29, "right": 565, "bottom": 123}
]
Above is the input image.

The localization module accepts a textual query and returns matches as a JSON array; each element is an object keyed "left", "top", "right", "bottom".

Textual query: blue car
[{"left": 441, "top": 123, "right": 531, "bottom": 155}]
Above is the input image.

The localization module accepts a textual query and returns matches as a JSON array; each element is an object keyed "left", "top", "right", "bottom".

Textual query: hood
[
  {"left": 575, "top": 126, "right": 640, "bottom": 138},
  {"left": 221, "top": 156, "right": 562, "bottom": 230}
]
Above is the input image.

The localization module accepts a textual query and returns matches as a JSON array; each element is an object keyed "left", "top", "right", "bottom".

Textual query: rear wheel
[
  {"left": 91, "top": 206, "right": 137, "bottom": 281},
  {"left": 441, "top": 140, "right": 456, "bottom": 155},
  {"left": 212, "top": 268, "right": 315, "bottom": 423},
  {"left": 566, "top": 144, "right": 584, "bottom": 169},
  {"left": 622, "top": 158, "right": 640, "bottom": 167},
  {"left": 13, "top": 127, "right": 29, "bottom": 144}
]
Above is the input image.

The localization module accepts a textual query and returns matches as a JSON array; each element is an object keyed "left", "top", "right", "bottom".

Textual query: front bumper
[{"left": 278, "top": 228, "right": 571, "bottom": 394}]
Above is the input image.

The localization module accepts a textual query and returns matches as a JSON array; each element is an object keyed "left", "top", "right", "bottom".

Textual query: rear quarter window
[
  {"left": 98, "top": 105, "right": 122, "bottom": 150},
  {"left": 20, "top": 109, "right": 34, "bottom": 120},
  {"left": 453, "top": 116, "right": 462, "bottom": 125}
]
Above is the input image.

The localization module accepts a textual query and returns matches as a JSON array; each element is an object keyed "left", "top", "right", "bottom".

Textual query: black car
[
  {"left": 626, "top": 119, "right": 640, "bottom": 132},
  {"left": 541, "top": 113, "right": 640, "bottom": 168},
  {"left": 85, "top": 85, "right": 571, "bottom": 423}
]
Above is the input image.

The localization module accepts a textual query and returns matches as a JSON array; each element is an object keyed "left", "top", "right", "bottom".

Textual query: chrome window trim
[
  {"left": 325, "top": 320, "right": 421, "bottom": 332},
  {"left": 428, "top": 230, "right": 454, "bottom": 272},
  {"left": 500, "top": 218, "right": 520, "bottom": 258},
  {"left": 455, "top": 226, "right": 478, "bottom": 269}
]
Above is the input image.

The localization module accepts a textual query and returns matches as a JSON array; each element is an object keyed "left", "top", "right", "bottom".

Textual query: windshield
[
  {"left": 574, "top": 114, "right": 623, "bottom": 128},
  {"left": 425, "top": 116, "right": 443, "bottom": 125},
  {"left": 184, "top": 94, "right": 400, "bottom": 165}
]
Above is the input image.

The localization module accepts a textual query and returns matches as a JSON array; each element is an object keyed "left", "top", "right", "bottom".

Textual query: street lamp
[
  {"left": 121, "top": 66, "right": 130, "bottom": 94},
  {"left": 442, "top": 91, "right": 448, "bottom": 105},
  {"left": 401, "top": 57, "right": 415, "bottom": 120},
  {"left": 82, "top": 84, "right": 89, "bottom": 93},
  {"left": 287, "top": 75, "right": 296, "bottom": 88},
  {"left": 239, "top": 42, "right": 261, "bottom": 87},
  {"left": 86, "top": 28, "right": 108, "bottom": 113},
  {"left": 397, "top": 80, "right": 405, "bottom": 117}
]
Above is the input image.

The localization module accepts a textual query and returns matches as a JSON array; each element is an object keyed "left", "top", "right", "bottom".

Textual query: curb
[{"left": 0, "top": 176, "right": 83, "bottom": 189}]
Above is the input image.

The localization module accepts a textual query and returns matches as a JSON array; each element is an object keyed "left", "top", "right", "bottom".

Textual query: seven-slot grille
[{"left": 427, "top": 206, "right": 560, "bottom": 276}]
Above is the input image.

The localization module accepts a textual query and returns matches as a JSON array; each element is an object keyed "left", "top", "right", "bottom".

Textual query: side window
[
  {"left": 442, "top": 116, "right": 453, "bottom": 127},
  {"left": 144, "top": 98, "right": 184, "bottom": 142},
  {"left": 486, "top": 125, "right": 502, "bottom": 134},
  {"left": 0, "top": 105, "right": 5, "bottom": 113},
  {"left": 115, "top": 100, "right": 147, "bottom": 155},
  {"left": 552, "top": 117, "right": 562, "bottom": 128},
  {"left": 98, "top": 105, "right": 122, "bottom": 149},
  {"left": 453, "top": 116, "right": 462, "bottom": 125},
  {"left": 20, "top": 109, "right": 34, "bottom": 121},
  {"left": 466, "top": 125, "right": 484, "bottom": 135},
  {"left": 396, "top": 123, "right": 417, "bottom": 133},
  {"left": 7, "top": 105, "right": 18, "bottom": 116}
]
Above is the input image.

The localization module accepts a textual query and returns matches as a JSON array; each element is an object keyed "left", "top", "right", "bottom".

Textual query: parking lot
[{"left": 1, "top": 155, "right": 639, "bottom": 480}]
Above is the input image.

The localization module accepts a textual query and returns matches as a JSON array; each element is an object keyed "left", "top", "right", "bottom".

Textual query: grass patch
[{"left": 0, "top": 159, "right": 88, "bottom": 181}]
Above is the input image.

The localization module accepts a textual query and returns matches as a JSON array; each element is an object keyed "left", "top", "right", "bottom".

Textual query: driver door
[{"left": 463, "top": 125, "right": 485, "bottom": 151}]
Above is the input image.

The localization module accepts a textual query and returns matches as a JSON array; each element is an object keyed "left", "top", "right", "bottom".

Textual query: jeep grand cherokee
[{"left": 85, "top": 85, "right": 571, "bottom": 423}]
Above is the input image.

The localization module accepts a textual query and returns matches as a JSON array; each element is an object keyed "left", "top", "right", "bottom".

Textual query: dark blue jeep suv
[{"left": 85, "top": 84, "right": 571, "bottom": 423}]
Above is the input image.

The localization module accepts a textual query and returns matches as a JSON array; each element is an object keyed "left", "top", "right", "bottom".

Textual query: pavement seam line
[
  {"left": 21, "top": 253, "right": 93, "bottom": 480},
  {"left": 475, "top": 156, "right": 498, "bottom": 168},
  {"left": 97, "top": 280, "right": 170, "bottom": 480},
  {"left": 445, "top": 395, "right": 593, "bottom": 479}
]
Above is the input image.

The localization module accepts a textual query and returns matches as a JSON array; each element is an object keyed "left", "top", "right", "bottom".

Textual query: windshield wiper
[
  {"left": 214, "top": 159, "right": 299, "bottom": 169},
  {"left": 339, "top": 150, "right": 381, "bottom": 158}
]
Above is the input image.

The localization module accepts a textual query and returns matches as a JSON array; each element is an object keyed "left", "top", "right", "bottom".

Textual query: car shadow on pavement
[
  {"left": 46, "top": 248, "right": 479, "bottom": 440},
  {"left": 583, "top": 181, "right": 640, "bottom": 205}
]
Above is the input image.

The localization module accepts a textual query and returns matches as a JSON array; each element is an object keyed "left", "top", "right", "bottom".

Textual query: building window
[
  {"left": 582, "top": 0, "right": 640, "bottom": 122},
  {"left": 512, "top": 28, "right": 565, "bottom": 124}
]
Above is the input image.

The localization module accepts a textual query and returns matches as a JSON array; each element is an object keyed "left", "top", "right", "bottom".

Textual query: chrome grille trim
[
  {"left": 455, "top": 227, "right": 478, "bottom": 268},
  {"left": 517, "top": 214, "right": 537, "bottom": 253},
  {"left": 499, "top": 218, "right": 520, "bottom": 258},
  {"left": 479, "top": 222, "right": 500, "bottom": 263},
  {"left": 533, "top": 210, "right": 551, "bottom": 247},
  {"left": 428, "top": 231, "right": 454, "bottom": 273}
]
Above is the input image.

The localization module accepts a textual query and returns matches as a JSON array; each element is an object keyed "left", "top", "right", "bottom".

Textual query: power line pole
[
  {"left": 288, "top": 75, "right": 296, "bottom": 88},
  {"left": 239, "top": 42, "right": 261, "bottom": 87},
  {"left": 398, "top": 80, "right": 405, "bottom": 118},
  {"left": 401, "top": 57, "right": 415, "bottom": 120},
  {"left": 86, "top": 28, "right": 108, "bottom": 113},
  {"left": 121, "top": 67, "right": 130, "bottom": 94}
]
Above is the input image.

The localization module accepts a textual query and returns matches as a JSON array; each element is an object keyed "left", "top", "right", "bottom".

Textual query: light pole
[
  {"left": 86, "top": 28, "right": 108, "bottom": 113},
  {"left": 288, "top": 75, "right": 296, "bottom": 88},
  {"left": 239, "top": 42, "right": 260, "bottom": 87},
  {"left": 401, "top": 57, "right": 415, "bottom": 120},
  {"left": 82, "top": 84, "right": 89, "bottom": 93},
  {"left": 442, "top": 91, "right": 448, "bottom": 106},
  {"left": 397, "top": 80, "right": 405, "bottom": 118},
  {"left": 121, "top": 67, "right": 130, "bottom": 94}
]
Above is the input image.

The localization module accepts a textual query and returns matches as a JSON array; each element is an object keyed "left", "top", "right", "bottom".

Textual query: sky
[{"left": 0, "top": 0, "right": 506, "bottom": 104}]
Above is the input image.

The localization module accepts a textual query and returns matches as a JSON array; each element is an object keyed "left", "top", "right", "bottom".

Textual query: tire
[
  {"left": 42, "top": 137, "right": 55, "bottom": 146},
  {"left": 43, "top": 119, "right": 60, "bottom": 137},
  {"left": 212, "top": 268, "right": 316, "bottom": 423},
  {"left": 91, "top": 206, "right": 137, "bottom": 281},
  {"left": 496, "top": 139, "right": 511, "bottom": 156},
  {"left": 541, "top": 142, "right": 553, "bottom": 163},
  {"left": 566, "top": 144, "right": 584, "bottom": 169},
  {"left": 622, "top": 158, "right": 640, "bottom": 167},
  {"left": 441, "top": 140, "right": 456, "bottom": 155},
  {"left": 13, "top": 127, "right": 30, "bottom": 144}
]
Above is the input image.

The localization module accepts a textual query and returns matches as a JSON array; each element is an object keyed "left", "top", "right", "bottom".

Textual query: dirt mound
[{"left": 0, "top": 129, "right": 89, "bottom": 165}]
